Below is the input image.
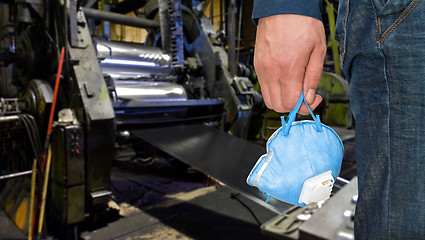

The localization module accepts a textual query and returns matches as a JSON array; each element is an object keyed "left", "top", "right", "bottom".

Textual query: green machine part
[{"left": 317, "top": 72, "right": 352, "bottom": 127}]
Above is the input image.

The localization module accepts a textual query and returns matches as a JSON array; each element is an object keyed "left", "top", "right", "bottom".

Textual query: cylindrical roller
[
  {"left": 114, "top": 80, "right": 187, "bottom": 102},
  {"left": 95, "top": 39, "right": 174, "bottom": 80}
]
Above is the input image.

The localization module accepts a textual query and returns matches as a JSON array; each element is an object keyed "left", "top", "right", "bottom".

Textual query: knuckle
[
  {"left": 254, "top": 56, "right": 271, "bottom": 71},
  {"left": 320, "top": 45, "right": 327, "bottom": 57},
  {"left": 305, "top": 71, "right": 322, "bottom": 80},
  {"left": 264, "top": 101, "right": 273, "bottom": 110},
  {"left": 273, "top": 106, "right": 286, "bottom": 113}
]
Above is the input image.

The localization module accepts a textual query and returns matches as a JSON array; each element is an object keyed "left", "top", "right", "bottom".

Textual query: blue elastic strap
[
  {"left": 261, "top": 191, "right": 272, "bottom": 202},
  {"left": 282, "top": 92, "right": 323, "bottom": 136}
]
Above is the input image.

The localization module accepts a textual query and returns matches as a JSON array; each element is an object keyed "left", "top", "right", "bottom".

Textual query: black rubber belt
[{"left": 131, "top": 124, "right": 292, "bottom": 213}]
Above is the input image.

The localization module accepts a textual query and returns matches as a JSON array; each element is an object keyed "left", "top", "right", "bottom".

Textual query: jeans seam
[
  {"left": 382, "top": 46, "right": 391, "bottom": 239},
  {"left": 379, "top": 0, "right": 422, "bottom": 44},
  {"left": 340, "top": 0, "right": 350, "bottom": 68},
  {"left": 370, "top": 0, "right": 381, "bottom": 46}
]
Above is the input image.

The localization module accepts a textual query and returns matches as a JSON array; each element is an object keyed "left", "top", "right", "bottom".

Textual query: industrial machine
[
  {"left": 0, "top": 0, "right": 354, "bottom": 238},
  {"left": 0, "top": 0, "right": 261, "bottom": 236}
]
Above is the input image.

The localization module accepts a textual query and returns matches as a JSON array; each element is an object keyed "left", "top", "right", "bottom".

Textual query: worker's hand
[{"left": 254, "top": 14, "right": 326, "bottom": 114}]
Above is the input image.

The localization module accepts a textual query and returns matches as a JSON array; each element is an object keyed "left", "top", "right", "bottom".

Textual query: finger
[
  {"left": 279, "top": 75, "right": 303, "bottom": 112},
  {"left": 258, "top": 78, "right": 273, "bottom": 109},
  {"left": 300, "top": 30, "right": 326, "bottom": 114},
  {"left": 279, "top": 40, "right": 314, "bottom": 113},
  {"left": 253, "top": 38, "right": 274, "bottom": 110},
  {"left": 278, "top": 55, "right": 305, "bottom": 112},
  {"left": 268, "top": 78, "right": 285, "bottom": 112},
  {"left": 299, "top": 94, "right": 323, "bottom": 115}
]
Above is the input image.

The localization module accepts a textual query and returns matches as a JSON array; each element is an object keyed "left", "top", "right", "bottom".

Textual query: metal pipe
[
  {"left": 236, "top": 0, "right": 243, "bottom": 65},
  {"left": 0, "top": 170, "right": 32, "bottom": 180},
  {"left": 158, "top": 0, "right": 172, "bottom": 55},
  {"left": 210, "top": 0, "right": 214, "bottom": 24},
  {"left": 219, "top": 0, "right": 223, "bottom": 32},
  {"left": 227, "top": 0, "right": 236, "bottom": 77},
  {"left": 0, "top": 115, "right": 19, "bottom": 123},
  {"left": 82, "top": 7, "right": 160, "bottom": 29}
]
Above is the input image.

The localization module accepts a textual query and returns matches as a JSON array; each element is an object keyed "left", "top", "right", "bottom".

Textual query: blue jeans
[{"left": 336, "top": 0, "right": 425, "bottom": 239}]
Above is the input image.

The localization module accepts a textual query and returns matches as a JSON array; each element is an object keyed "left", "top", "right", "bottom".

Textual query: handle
[{"left": 281, "top": 92, "right": 323, "bottom": 136}]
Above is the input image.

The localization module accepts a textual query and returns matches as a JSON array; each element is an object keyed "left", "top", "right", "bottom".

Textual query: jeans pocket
[
  {"left": 335, "top": 0, "right": 350, "bottom": 75},
  {"left": 374, "top": 0, "right": 416, "bottom": 15},
  {"left": 373, "top": 0, "right": 421, "bottom": 44}
]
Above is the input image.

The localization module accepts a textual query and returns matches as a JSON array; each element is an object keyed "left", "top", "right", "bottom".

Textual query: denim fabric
[{"left": 336, "top": 0, "right": 425, "bottom": 239}]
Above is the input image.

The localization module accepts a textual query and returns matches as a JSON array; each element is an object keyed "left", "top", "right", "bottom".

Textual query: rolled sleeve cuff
[{"left": 252, "top": 0, "right": 323, "bottom": 24}]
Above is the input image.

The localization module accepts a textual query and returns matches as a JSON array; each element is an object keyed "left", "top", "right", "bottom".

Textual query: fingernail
[{"left": 306, "top": 89, "right": 316, "bottom": 104}]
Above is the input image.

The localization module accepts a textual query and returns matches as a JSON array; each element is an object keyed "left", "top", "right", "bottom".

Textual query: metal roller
[
  {"left": 113, "top": 80, "right": 187, "bottom": 102},
  {"left": 95, "top": 39, "right": 174, "bottom": 80}
]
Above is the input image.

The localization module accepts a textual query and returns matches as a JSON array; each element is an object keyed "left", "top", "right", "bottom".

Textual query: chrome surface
[
  {"left": 114, "top": 81, "right": 187, "bottom": 102},
  {"left": 96, "top": 39, "right": 174, "bottom": 80},
  {"left": 0, "top": 170, "right": 32, "bottom": 180},
  {"left": 0, "top": 115, "right": 19, "bottom": 123}
]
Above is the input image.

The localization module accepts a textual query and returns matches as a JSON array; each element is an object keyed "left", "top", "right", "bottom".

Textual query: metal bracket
[{"left": 0, "top": 98, "right": 20, "bottom": 115}]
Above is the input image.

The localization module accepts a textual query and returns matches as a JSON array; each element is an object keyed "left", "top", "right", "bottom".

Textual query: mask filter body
[{"left": 246, "top": 93, "right": 344, "bottom": 207}]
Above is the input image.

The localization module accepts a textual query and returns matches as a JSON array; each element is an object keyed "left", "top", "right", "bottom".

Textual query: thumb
[{"left": 305, "top": 88, "right": 318, "bottom": 105}]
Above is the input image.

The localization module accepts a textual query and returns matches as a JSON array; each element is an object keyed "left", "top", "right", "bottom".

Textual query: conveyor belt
[{"left": 131, "top": 124, "right": 292, "bottom": 213}]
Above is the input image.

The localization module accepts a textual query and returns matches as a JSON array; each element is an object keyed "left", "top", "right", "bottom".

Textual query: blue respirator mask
[{"left": 246, "top": 92, "right": 344, "bottom": 207}]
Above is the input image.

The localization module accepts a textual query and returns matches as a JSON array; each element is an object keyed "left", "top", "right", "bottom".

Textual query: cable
[
  {"left": 230, "top": 193, "right": 262, "bottom": 226},
  {"left": 14, "top": 114, "right": 42, "bottom": 239},
  {"left": 22, "top": 115, "right": 42, "bottom": 156},
  {"left": 18, "top": 114, "right": 42, "bottom": 167},
  {"left": 26, "top": 115, "right": 43, "bottom": 160},
  {"left": 43, "top": 28, "right": 60, "bottom": 57},
  {"left": 24, "top": 115, "right": 42, "bottom": 164}
]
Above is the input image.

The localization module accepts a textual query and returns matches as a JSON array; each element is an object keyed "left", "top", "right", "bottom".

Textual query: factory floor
[
  {"left": 1, "top": 127, "right": 356, "bottom": 240},
  {"left": 0, "top": 143, "right": 278, "bottom": 240},
  {"left": 79, "top": 144, "right": 277, "bottom": 240}
]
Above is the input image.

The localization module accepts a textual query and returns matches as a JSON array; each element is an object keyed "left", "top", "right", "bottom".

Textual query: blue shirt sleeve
[{"left": 252, "top": 0, "right": 323, "bottom": 24}]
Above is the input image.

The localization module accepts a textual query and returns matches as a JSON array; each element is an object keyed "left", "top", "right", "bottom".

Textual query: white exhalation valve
[{"left": 298, "top": 171, "right": 334, "bottom": 205}]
